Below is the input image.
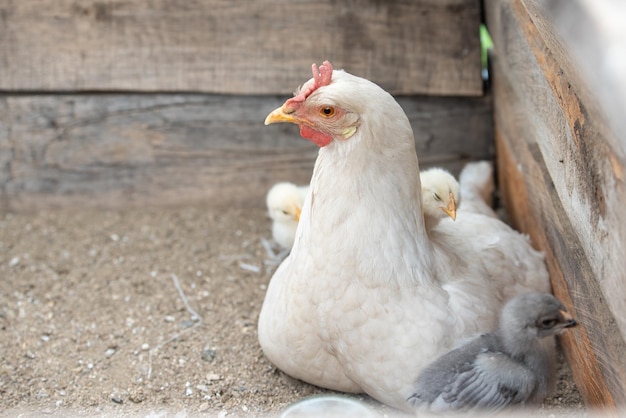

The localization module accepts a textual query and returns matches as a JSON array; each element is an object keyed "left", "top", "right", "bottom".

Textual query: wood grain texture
[
  {"left": 522, "top": 0, "right": 626, "bottom": 148},
  {"left": 0, "top": 94, "right": 493, "bottom": 211},
  {"left": 486, "top": 0, "right": 626, "bottom": 409},
  {"left": 0, "top": 0, "right": 482, "bottom": 96}
]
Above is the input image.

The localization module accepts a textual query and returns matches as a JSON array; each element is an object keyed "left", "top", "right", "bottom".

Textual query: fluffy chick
[
  {"left": 420, "top": 168, "right": 460, "bottom": 230},
  {"left": 407, "top": 292, "right": 577, "bottom": 412},
  {"left": 266, "top": 182, "right": 308, "bottom": 250}
]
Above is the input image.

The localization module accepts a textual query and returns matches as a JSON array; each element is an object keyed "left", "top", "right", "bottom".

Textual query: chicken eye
[
  {"left": 538, "top": 318, "right": 557, "bottom": 329},
  {"left": 320, "top": 107, "right": 336, "bottom": 117},
  {"left": 433, "top": 193, "right": 442, "bottom": 202}
]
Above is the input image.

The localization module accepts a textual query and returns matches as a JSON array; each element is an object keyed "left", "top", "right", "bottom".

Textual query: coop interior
[{"left": 1, "top": 0, "right": 624, "bottom": 416}]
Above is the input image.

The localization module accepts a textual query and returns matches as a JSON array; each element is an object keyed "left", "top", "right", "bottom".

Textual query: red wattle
[{"left": 300, "top": 125, "right": 333, "bottom": 147}]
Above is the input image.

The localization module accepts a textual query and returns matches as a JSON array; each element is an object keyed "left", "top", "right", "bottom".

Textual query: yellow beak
[
  {"left": 294, "top": 206, "right": 302, "bottom": 222},
  {"left": 440, "top": 193, "right": 457, "bottom": 221},
  {"left": 265, "top": 106, "right": 298, "bottom": 125}
]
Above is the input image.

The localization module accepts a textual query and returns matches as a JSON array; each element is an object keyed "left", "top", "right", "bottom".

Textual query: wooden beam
[
  {"left": 0, "top": 0, "right": 482, "bottom": 96},
  {"left": 486, "top": 0, "right": 626, "bottom": 409},
  {"left": 0, "top": 94, "right": 493, "bottom": 211},
  {"left": 522, "top": 0, "right": 626, "bottom": 146}
]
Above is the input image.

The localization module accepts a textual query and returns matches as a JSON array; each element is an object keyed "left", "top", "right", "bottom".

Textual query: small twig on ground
[
  {"left": 239, "top": 262, "right": 261, "bottom": 273},
  {"left": 261, "top": 238, "right": 276, "bottom": 259},
  {"left": 171, "top": 274, "right": 202, "bottom": 322},
  {"left": 261, "top": 237, "right": 290, "bottom": 272},
  {"left": 146, "top": 274, "right": 204, "bottom": 380}
]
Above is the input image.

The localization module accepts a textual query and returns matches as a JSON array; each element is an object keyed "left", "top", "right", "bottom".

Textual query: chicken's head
[
  {"left": 420, "top": 168, "right": 460, "bottom": 221},
  {"left": 264, "top": 61, "right": 361, "bottom": 147},
  {"left": 500, "top": 293, "right": 577, "bottom": 344}
]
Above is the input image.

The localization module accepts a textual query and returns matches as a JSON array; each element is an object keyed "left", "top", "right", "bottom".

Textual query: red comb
[{"left": 285, "top": 61, "right": 333, "bottom": 110}]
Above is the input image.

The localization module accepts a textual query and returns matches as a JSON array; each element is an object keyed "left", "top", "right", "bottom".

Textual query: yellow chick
[
  {"left": 420, "top": 168, "right": 460, "bottom": 231},
  {"left": 266, "top": 182, "right": 308, "bottom": 250}
]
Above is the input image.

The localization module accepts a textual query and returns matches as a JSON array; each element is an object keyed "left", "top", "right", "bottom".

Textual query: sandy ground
[{"left": 0, "top": 206, "right": 588, "bottom": 417}]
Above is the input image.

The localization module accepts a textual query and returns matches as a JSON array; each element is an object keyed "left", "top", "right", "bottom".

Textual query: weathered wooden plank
[
  {"left": 486, "top": 0, "right": 626, "bottom": 409},
  {"left": 0, "top": 94, "right": 493, "bottom": 211},
  {"left": 0, "top": 0, "right": 482, "bottom": 96},
  {"left": 0, "top": 98, "right": 11, "bottom": 208},
  {"left": 492, "top": 75, "right": 622, "bottom": 410},
  {"left": 522, "top": 0, "right": 626, "bottom": 149}
]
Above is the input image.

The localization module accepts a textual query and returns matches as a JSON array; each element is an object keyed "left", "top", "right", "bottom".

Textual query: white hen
[
  {"left": 258, "top": 61, "right": 550, "bottom": 411},
  {"left": 266, "top": 182, "right": 309, "bottom": 250}
]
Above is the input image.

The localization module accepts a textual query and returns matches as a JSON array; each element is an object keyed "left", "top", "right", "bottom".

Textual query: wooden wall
[
  {"left": 0, "top": 0, "right": 489, "bottom": 211},
  {"left": 485, "top": 0, "right": 626, "bottom": 410},
  {"left": 0, "top": 0, "right": 482, "bottom": 96},
  {"left": 0, "top": 94, "right": 492, "bottom": 210}
]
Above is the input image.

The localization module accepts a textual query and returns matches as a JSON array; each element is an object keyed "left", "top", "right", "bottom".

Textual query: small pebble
[
  {"left": 111, "top": 394, "right": 123, "bottom": 404},
  {"left": 164, "top": 315, "right": 175, "bottom": 323},
  {"left": 105, "top": 348, "right": 116, "bottom": 358},
  {"left": 201, "top": 348, "right": 216, "bottom": 362},
  {"left": 110, "top": 234, "right": 120, "bottom": 242},
  {"left": 9, "top": 257, "right": 20, "bottom": 267},
  {"left": 206, "top": 373, "right": 222, "bottom": 382},
  {"left": 141, "top": 343, "right": 150, "bottom": 351},
  {"left": 128, "top": 388, "right": 145, "bottom": 403}
]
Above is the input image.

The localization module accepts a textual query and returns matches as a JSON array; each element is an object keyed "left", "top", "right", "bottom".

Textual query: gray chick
[{"left": 407, "top": 292, "right": 577, "bottom": 412}]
